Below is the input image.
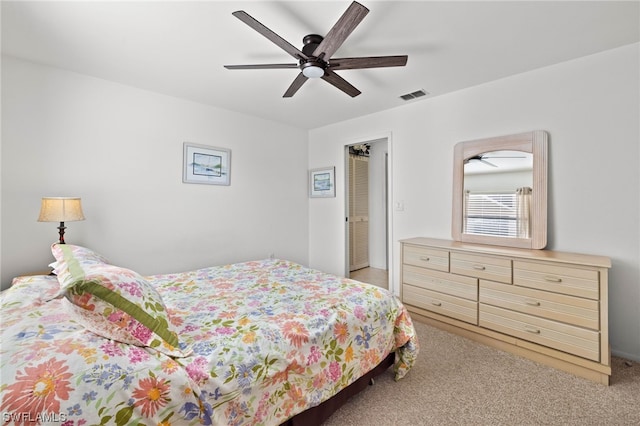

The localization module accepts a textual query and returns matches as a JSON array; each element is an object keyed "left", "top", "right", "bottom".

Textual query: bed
[{"left": 0, "top": 244, "right": 418, "bottom": 425}]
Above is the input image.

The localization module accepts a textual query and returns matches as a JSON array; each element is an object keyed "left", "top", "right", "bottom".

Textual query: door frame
[{"left": 344, "top": 133, "right": 394, "bottom": 293}]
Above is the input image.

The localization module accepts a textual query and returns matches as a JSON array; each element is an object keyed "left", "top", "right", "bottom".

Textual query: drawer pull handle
[
  {"left": 544, "top": 276, "right": 563, "bottom": 283},
  {"left": 420, "top": 256, "right": 430, "bottom": 262},
  {"left": 431, "top": 301, "right": 442, "bottom": 307},
  {"left": 524, "top": 326, "right": 541, "bottom": 334},
  {"left": 472, "top": 264, "right": 486, "bottom": 271},
  {"left": 525, "top": 299, "right": 541, "bottom": 307}
]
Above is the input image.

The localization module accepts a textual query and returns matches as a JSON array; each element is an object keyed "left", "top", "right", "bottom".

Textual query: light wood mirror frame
[{"left": 452, "top": 130, "right": 548, "bottom": 249}]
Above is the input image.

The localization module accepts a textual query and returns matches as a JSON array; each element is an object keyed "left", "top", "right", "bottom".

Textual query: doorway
[{"left": 345, "top": 138, "right": 389, "bottom": 290}]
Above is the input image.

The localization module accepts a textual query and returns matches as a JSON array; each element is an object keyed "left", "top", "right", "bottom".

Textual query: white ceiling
[{"left": 2, "top": 1, "right": 638, "bottom": 130}]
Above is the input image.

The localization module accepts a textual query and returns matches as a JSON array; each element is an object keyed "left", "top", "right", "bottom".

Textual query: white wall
[
  {"left": 465, "top": 170, "right": 532, "bottom": 192},
  {"left": 1, "top": 56, "right": 309, "bottom": 288},
  {"left": 309, "top": 44, "right": 640, "bottom": 361}
]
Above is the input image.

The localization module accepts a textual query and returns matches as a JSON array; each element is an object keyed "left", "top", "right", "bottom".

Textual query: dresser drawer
[
  {"left": 479, "top": 304, "right": 600, "bottom": 361},
  {"left": 479, "top": 280, "right": 599, "bottom": 330},
  {"left": 403, "top": 285, "right": 478, "bottom": 325},
  {"left": 513, "top": 261, "right": 600, "bottom": 300},
  {"left": 403, "top": 265, "right": 477, "bottom": 301},
  {"left": 451, "top": 252, "right": 511, "bottom": 284},
  {"left": 403, "top": 244, "right": 449, "bottom": 272}
]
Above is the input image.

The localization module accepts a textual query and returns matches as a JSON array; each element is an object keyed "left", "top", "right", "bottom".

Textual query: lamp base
[{"left": 57, "top": 221, "right": 67, "bottom": 244}]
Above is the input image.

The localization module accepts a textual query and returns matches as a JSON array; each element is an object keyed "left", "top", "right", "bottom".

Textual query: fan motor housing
[{"left": 302, "top": 34, "right": 324, "bottom": 57}]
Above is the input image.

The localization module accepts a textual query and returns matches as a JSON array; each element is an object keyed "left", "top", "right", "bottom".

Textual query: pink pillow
[
  {"left": 52, "top": 244, "right": 189, "bottom": 357},
  {"left": 51, "top": 243, "right": 110, "bottom": 286}
]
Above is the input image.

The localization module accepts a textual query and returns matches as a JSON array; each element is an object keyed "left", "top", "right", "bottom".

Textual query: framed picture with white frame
[
  {"left": 183, "top": 142, "right": 231, "bottom": 185},
  {"left": 309, "top": 167, "right": 335, "bottom": 198}
]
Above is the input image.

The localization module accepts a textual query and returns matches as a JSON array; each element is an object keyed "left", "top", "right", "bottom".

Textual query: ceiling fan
[
  {"left": 223, "top": 1, "right": 408, "bottom": 98},
  {"left": 465, "top": 153, "right": 528, "bottom": 168}
]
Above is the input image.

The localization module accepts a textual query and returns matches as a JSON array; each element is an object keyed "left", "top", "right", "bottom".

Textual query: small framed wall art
[
  {"left": 183, "top": 142, "right": 231, "bottom": 185},
  {"left": 309, "top": 167, "right": 335, "bottom": 198}
]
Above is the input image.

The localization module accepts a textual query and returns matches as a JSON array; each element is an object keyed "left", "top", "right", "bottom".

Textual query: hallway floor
[{"left": 349, "top": 267, "right": 388, "bottom": 290}]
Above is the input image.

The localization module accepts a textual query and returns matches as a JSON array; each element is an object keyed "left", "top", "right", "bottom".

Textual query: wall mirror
[{"left": 452, "top": 130, "right": 548, "bottom": 249}]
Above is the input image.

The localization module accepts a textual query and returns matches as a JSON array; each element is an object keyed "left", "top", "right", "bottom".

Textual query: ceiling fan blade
[
  {"left": 330, "top": 55, "right": 408, "bottom": 70},
  {"left": 283, "top": 73, "right": 309, "bottom": 98},
  {"left": 312, "top": 1, "right": 369, "bottom": 60},
  {"left": 466, "top": 156, "right": 497, "bottom": 167},
  {"left": 224, "top": 64, "right": 298, "bottom": 70},
  {"left": 322, "top": 69, "right": 361, "bottom": 97},
  {"left": 479, "top": 159, "right": 498, "bottom": 167},
  {"left": 232, "top": 11, "right": 308, "bottom": 60}
]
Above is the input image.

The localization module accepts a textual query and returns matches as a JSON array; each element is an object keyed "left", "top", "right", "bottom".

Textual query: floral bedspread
[{"left": 1, "top": 259, "right": 418, "bottom": 425}]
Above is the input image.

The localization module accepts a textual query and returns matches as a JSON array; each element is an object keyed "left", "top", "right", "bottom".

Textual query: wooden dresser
[{"left": 400, "top": 237, "right": 612, "bottom": 384}]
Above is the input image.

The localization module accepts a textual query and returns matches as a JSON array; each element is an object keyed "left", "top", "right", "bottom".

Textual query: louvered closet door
[{"left": 349, "top": 155, "right": 369, "bottom": 271}]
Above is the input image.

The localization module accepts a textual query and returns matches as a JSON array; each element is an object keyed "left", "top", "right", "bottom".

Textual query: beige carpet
[{"left": 323, "top": 320, "right": 640, "bottom": 425}]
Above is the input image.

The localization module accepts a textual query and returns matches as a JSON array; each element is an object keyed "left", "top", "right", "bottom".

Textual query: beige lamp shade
[{"left": 38, "top": 197, "right": 85, "bottom": 222}]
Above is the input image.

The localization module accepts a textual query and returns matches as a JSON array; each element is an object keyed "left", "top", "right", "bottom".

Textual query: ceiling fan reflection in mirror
[
  {"left": 465, "top": 153, "right": 528, "bottom": 168},
  {"left": 223, "top": 1, "right": 408, "bottom": 98}
]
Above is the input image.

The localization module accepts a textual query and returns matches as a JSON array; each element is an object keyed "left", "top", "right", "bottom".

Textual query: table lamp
[{"left": 37, "top": 197, "right": 85, "bottom": 244}]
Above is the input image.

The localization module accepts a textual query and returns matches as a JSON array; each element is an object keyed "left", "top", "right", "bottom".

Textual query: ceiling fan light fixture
[{"left": 302, "top": 62, "right": 325, "bottom": 78}]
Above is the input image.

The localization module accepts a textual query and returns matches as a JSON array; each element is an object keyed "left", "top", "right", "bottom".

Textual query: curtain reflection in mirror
[{"left": 516, "top": 187, "right": 532, "bottom": 238}]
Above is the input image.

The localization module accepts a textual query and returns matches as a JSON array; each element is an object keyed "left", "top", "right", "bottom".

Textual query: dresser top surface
[{"left": 401, "top": 237, "right": 611, "bottom": 269}]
